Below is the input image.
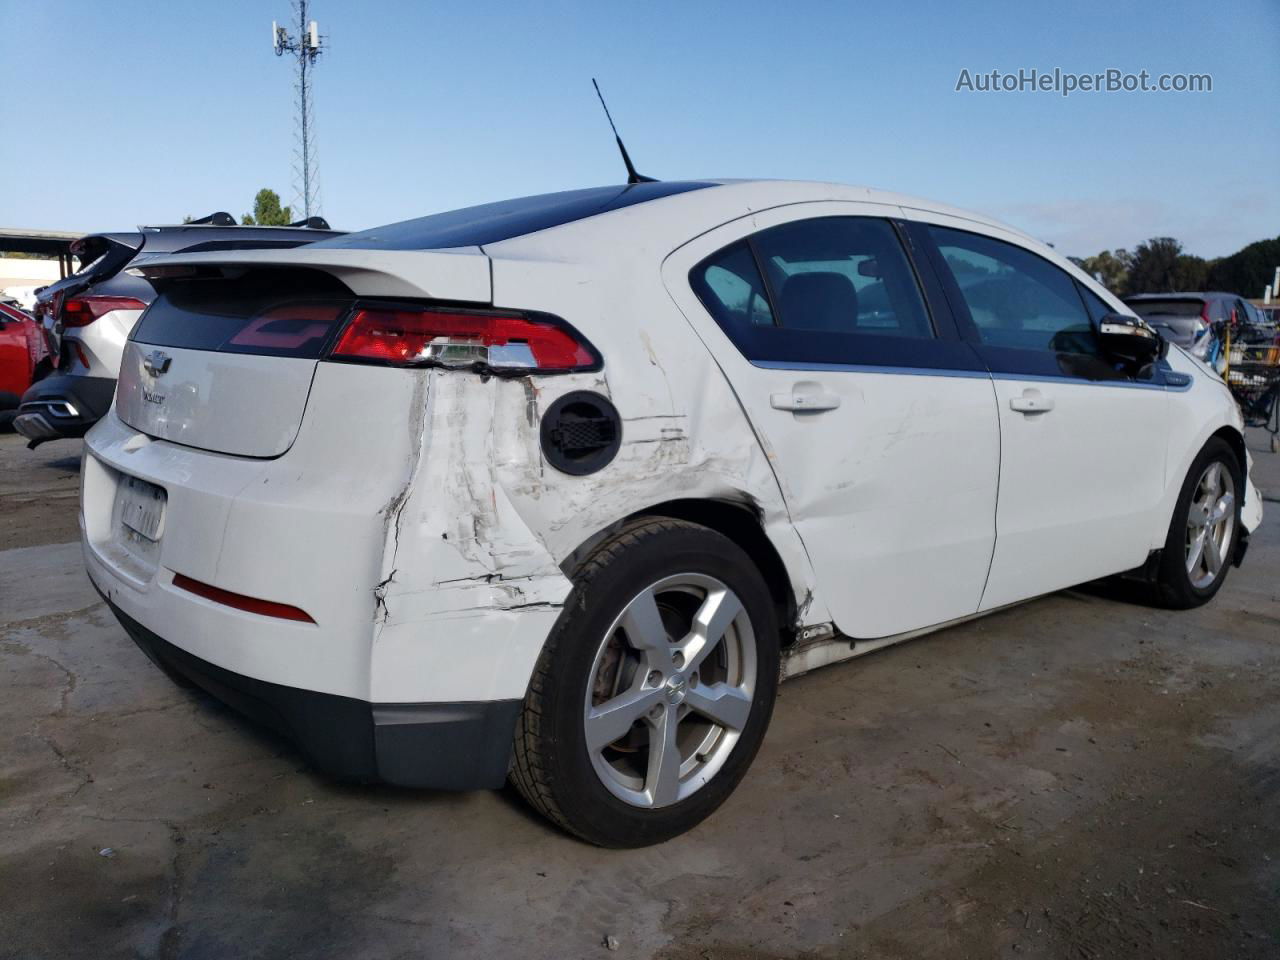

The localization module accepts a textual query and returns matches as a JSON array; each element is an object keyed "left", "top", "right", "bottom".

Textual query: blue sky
[{"left": 2, "top": 0, "right": 1276, "bottom": 258}]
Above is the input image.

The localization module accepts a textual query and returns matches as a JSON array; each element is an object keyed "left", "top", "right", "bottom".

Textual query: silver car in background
[{"left": 1125, "top": 292, "right": 1258, "bottom": 358}]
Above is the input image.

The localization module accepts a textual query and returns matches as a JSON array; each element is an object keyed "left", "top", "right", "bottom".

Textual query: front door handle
[
  {"left": 771, "top": 385, "right": 841, "bottom": 413},
  {"left": 1009, "top": 389, "right": 1054, "bottom": 415}
]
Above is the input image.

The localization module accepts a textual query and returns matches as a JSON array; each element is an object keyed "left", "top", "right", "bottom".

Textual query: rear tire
[
  {"left": 1155, "top": 437, "right": 1242, "bottom": 609},
  {"left": 510, "top": 516, "right": 780, "bottom": 847}
]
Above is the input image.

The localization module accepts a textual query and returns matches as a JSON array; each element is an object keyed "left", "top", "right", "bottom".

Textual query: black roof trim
[{"left": 314, "top": 181, "right": 717, "bottom": 252}]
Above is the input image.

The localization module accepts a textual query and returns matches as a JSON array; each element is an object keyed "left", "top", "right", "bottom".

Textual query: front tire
[
  {"left": 510, "top": 517, "right": 780, "bottom": 847},
  {"left": 1156, "top": 437, "right": 1242, "bottom": 609}
]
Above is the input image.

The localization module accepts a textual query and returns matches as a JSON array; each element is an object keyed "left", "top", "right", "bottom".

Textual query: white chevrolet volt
[{"left": 81, "top": 180, "right": 1262, "bottom": 846}]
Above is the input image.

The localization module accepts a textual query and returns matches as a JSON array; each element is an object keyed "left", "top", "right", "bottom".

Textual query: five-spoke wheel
[
  {"left": 584, "top": 574, "right": 757, "bottom": 808},
  {"left": 1184, "top": 461, "right": 1235, "bottom": 590},
  {"left": 511, "top": 517, "right": 779, "bottom": 847},
  {"left": 1158, "top": 437, "right": 1242, "bottom": 608}
]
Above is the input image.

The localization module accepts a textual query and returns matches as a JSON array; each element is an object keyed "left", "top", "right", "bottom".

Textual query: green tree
[
  {"left": 1127, "top": 237, "right": 1187, "bottom": 294},
  {"left": 1171, "top": 253, "right": 1211, "bottom": 292},
  {"left": 241, "top": 188, "right": 292, "bottom": 226},
  {"left": 1206, "top": 235, "right": 1280, "bottom": 297},
  {"left": 1078, "top": 248, "right": 1133, "bottom": 295}
]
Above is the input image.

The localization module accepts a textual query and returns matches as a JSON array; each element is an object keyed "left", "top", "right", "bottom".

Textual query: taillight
[
  {"left": 62, "top": 295, "right": 147, "bottom": 327},
  {"left": 329, "top": 306, "right": 599, "bottom": 373}
]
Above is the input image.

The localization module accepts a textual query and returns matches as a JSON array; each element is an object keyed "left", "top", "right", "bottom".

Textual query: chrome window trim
[{"left": 751, "top": 360, "right": 1192, "bottom": 391}]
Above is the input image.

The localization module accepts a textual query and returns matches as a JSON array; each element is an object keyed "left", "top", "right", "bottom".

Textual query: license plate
[{"left": 118, "top": 475, "right": 166, "bottom": 542}]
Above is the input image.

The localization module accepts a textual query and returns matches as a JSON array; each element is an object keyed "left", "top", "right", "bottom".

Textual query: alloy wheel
[
  {"left": 1185, "top": 461, "right": 1235, "bottom": 590},
  {"left": 583, "top": 573, "right": 757, "bottom": 808}
]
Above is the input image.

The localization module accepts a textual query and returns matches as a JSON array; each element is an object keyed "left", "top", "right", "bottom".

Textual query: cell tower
[{"left": 272, "top": 1, "right": 323, "bottom": 219}]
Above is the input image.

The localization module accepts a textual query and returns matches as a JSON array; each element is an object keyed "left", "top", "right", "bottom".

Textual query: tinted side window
[
  {"left": 753, "top": 218, "right": 933, "bottom": 338},
  {"left": 930, "top": 227, "right": 1097, "bottom": 356},
  {"left": 693, "top": 242, "right": 775, "bottom": 329},
  {"left": 690, "top": 217, "right": 986, "bottom": 371}
]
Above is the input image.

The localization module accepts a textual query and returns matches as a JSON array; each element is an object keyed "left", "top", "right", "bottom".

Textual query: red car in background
[{"left": 0, "top": 302, "right": 53, "bottom": 425}]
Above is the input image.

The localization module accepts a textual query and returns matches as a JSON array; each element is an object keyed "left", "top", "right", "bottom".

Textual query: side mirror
[{"left": 1099, "top": 313, "right": 1163, "bottom": 363}]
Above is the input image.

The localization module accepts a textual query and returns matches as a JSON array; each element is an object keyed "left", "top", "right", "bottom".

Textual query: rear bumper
[
  {"left": 101, "top": 590, "right": 521, "bottom": 789},
  {"left": 14, "top": 374, "right": 115, "bottom": 444}
]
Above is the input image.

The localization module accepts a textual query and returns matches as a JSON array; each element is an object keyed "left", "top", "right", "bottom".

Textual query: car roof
[
  {"left": 313, "top": 179, "right": 1041, "bottom": 255},
  {"left": 468, "top": 178, "right": 1046, "bottom": 265},
  {"left": 707, "top": 179, "right": 1030, "bottom": 234}
]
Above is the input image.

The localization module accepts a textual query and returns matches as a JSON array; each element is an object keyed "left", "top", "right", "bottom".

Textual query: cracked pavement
[{"left": 2, "top": 431, "right": 1278, "bottom": 959}]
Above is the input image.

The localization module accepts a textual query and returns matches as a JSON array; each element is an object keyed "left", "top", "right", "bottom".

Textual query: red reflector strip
[{"left": 172, "top": 573, "right": 316, "bottom": 623}]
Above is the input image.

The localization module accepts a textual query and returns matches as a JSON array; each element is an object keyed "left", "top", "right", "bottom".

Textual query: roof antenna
[{"left": 592, "top": 79, "right": 656, "bottom": 185}]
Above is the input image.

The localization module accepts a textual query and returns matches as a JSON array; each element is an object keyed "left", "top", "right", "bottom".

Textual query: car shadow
[
  {"left": 1068, "top": 576, "right": 1163, "bottom": 608},
  {"left": 43, "top": 454, "right": 81, "bottom": 473}
]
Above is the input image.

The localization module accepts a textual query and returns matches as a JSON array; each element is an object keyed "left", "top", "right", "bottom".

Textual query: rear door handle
[
  {"left": 771, "top": 389, "right": 841, "bottom": 413},
  {"left": 1009, "top": 389, "right": 1054, "bottom": 415}
]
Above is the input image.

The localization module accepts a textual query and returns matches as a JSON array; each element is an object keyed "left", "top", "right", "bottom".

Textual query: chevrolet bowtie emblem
[{"left": 142, "top": 350, "right": 171, "bottom": 376}]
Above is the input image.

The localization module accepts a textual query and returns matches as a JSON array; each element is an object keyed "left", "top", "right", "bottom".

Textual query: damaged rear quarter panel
[
  {"left": 369, "top": 239, "right": 829, "bottom": 702},
  {"left": 484, "top": 256, "right": 803, "bottom": 555}
]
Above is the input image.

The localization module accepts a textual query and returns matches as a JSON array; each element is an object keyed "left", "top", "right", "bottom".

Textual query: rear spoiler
[
  {"left": 35, "top": 232, "right": 145, "bottom": 302},
  {"left": 125, "top": 245, "right": 492, "bottom": 303}
]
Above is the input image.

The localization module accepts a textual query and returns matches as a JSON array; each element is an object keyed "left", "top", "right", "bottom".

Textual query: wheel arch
[
  {"left": 1209, "top": 424, "right": 1247, "bottom": 479},
  {"left": 561, "top": 497, "right": 800, "bottom": 649}
]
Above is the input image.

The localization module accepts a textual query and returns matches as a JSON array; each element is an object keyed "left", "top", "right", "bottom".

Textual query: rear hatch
[
  {"left": 37, "top": 233, "right": 144, "bottom": 344},
  {"left": 117, "top": 247, "right": 490, "bottom": 457}
]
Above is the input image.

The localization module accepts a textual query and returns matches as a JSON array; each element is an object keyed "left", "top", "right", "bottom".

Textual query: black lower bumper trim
[
  {"left": 14, "top": 374, "right": 117, "bottom": 444},
  {"left": 99, "top": 592, "right": 520, "bottom": 790}
]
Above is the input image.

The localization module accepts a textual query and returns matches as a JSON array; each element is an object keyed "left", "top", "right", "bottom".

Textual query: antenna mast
[
  {"left": 592, "top": 79, "right": 656, "bottom": 185},
  {"left": 272, "top": 1, "right": 324, "bottom": 218}
]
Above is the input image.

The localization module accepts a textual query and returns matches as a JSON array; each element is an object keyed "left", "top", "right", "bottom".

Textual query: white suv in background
[
  {"left": 81, "top": 180, "right": 1262, "bottom": 846},
  {"left": 15, "top": 216, "right": 340, "bottom": 447}
]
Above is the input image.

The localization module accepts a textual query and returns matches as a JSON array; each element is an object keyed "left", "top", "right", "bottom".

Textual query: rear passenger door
[
  {"left": 912, "top": 220, "right": 1169, "bottom": 610},
  {"left": 665, "top": 205, "right": 1001, "bottom": 640}
]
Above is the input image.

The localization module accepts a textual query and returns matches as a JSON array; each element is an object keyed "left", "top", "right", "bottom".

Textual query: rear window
[
  {"left": 1126, "top": 298, "right": 1204, "bottom": 318},
  {"left": 313, "top": 181, "right": 716, "bottom": 250},
  {"left": 131, "top": 269, "right": 354, "bottom": 358}
]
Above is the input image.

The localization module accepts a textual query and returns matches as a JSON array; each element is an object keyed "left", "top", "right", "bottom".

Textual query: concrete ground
[{"left": 2, "top": 430, "right": 1278, "bottom": 960}]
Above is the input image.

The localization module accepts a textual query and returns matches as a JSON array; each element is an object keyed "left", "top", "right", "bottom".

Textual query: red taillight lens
[
  {"left": 172, "top": 573, "right": 316, "bottom": 624},
  {"left": 330, "top": 307, "right": 598, "bottom": 372},
  {"left": 62, "top": 295, "right": 147, "bottom": 327}
]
